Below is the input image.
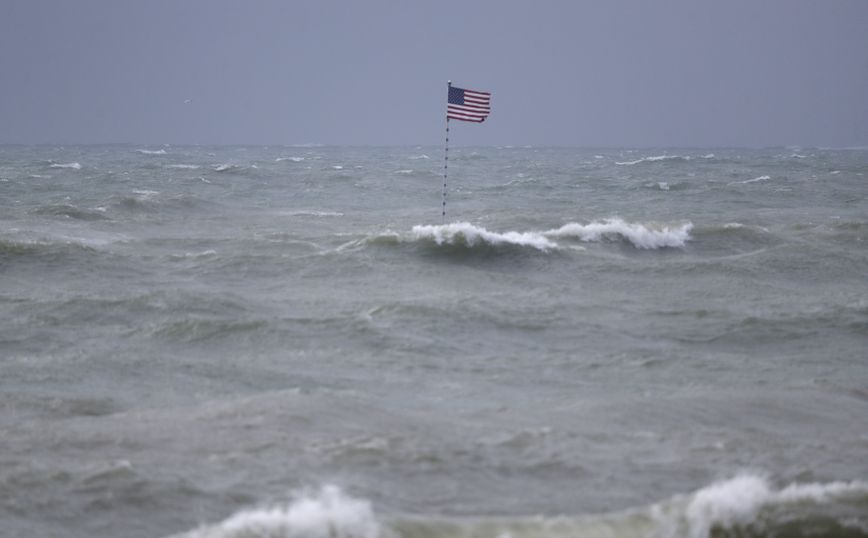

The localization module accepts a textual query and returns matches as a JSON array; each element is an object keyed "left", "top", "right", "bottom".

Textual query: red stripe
[
  {"left": 447, "top": 112, "right": 487, "bottom": 121},
  {"left": 464, "top": 90, "right": 491, "bottom": 97},
  {"left": 449, "top": 103, "right": 490, "bottom": 113},
  {"left": 447, "top": 107, "right": 488, "bottom": 119},
  {"left": 448, "top": 114, "right": 485, "bottom": 123}
]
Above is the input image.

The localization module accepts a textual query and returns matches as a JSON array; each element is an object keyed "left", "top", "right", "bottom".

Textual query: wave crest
[
  {"left": 172, "top": 476, "right": 868, "bottom": 538},
  {"left": 49, "top": 162, "right": 81, "bottom": 170},
  {"left": 177, "top": 485, "right": 380, "bottom": 538},
  {"left": 546, "top": 219, "right": 693, "bottom": 249},
  {"left": 615, "top": 155, "right": 690, "bottom": 166},
  {"left": 402, "top": 220, "right": 692, "bottom": 252},
  {"left": 411, "top": 223, "right": 557, "bottom": 252}
]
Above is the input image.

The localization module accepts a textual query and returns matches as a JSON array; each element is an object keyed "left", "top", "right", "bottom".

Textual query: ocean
[{"left": 1, "top": 145, "right": 866, "bottom": 538}]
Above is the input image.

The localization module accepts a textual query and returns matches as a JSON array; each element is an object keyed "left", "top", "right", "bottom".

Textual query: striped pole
[{"left": 442, "top": 81, "right": 451, "bottom": 223}]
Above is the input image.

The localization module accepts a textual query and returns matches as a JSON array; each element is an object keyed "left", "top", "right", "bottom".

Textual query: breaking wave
[
  {"left": 174, "top": 485, "right": 380, "bottom": 538},
  {"left": 276, "top": 157, "right": 305, "bottom": 162},
  {"left": 166, "top": 164, "right": 201, "bottom": 170},
  {"left": 545, "top": 219, "right": 693, "bottom": 249},
  {"left": 412, "top": 222, "right": 558, "bottom": 251},
  {"left": 404, "top": 219, "right": 692, "bottom": 252},
  {"left": 136, "top": 149, "right": 168, "bottom": 155},
  {"left": 170, "top": 475, "right": 868, "bottom": 538},
  {"left": 31, "top": 203, "right": 109, "bottom": 221},
  {"left": 49, "top": 162, "right": 81, "bottom": 170},
  {"left": 615, "top": 155, "right": 690, "bottom": 166}
]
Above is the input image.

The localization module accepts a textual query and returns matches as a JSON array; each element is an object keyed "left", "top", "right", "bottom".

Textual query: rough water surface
[{"left": 1, "top": 145, "right": 867, "bottom": 538}]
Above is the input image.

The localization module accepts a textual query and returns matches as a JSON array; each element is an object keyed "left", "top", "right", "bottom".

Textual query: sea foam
[
  {"left": 172, "top": 475, "right": 868, "bottom": 538},
  {"left": 412, "top": 222, "right": 558, "bottom": 251},
  {"left": 50, "top": 162, "right": 81, "bottom": 170},
  {"left": 671, "top": 473, "right": 868, "bottom": 538},
  {"left": 615, "top": 155, "right": 690, "bottom": 166},
  {"left": 545, "top": 218, "right": 693, "bottom": 249},
  {"left": 407, "top": 219, "right": 692, "bottom": 252},
  {"left": 176, "top": 486, "right": 380, "bottom": 538}
]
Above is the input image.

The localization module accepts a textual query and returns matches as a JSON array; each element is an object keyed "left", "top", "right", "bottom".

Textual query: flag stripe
[
  {"left": 449, "top": 104, "right": 489, "bottom": 113},
  {"left": 447, "top": 105, "right": 487, "bottom": 113}
]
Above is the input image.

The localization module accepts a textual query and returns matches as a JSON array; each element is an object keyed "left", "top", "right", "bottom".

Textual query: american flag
[{"left": 447, "top": 85, "right": 491, "bottom": 123}]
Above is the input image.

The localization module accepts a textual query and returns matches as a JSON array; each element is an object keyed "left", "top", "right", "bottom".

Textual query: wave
[
  {"left": 276, "top": 157, "right": 305, "bottom": 162},
  {"left": 615, "top": 155, "right": 690, "bottom": 166},
  {"left": 394, "top": 169, "right": 438, "bottom": 178},
  {"left": 0, "top": 237, "right": 98, "bottom": 262},
  {"left": 545, "top": 219, "right": 693, "bottom": 249},
  {"left": 170, "top": 475, "right": 868, "bottom": 538},
  {"left": 166, "top": 164, "right": 201, "bottom": 169},
  {"left": 49, "top": 162, "right": 81, "bottom": 170},
  {"left": 377, "top": 220, "right": 692, "bottom": 254},
  {"left": 136, "top": 149, "right": 168, "bottom": 155},
  {"left": 411, "top": 222, "right": 558, "bottom": 252},
  {"left": 213, "top": 163, "right": 245, "bottom": 172},
  {"left": 30, "top": 203, "right": 109, "bottom": 221},
  {"left": 281, "top": 210, "right": 345, "bottom": 217},
  {"left": 730, "top": 175, "right": 770, "bottom": 185}
]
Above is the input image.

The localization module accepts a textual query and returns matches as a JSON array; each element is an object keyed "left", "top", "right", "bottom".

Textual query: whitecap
[
  {"left": 394, "top": 169, "right": 414, "bottom": 175},
  {"left": 136, "top": 149, "right": 167, "bottom": 155},
  {"left": 411, "top": 222, "right": 557, "bottom": 251},
  {"left": 282, "top": 210, "right": 344, "bottom": 217},
  {"left": 615, "top": 155, "right": 689, "bottom": 166},
  {"left": 545, "top": 218, "right": 693, "bottom": 249},
  {"left": 50, "top": 162, "right": 81, "bottom": 170},
  {"left": 276, "top": 157, "right": 305, "bottom": 162},
  {"left": 166, "top": 164, "right": 200, "bottom": 170},
  {"left": 408, "top": 154, "right": 430, "bottom": 160},
  {"left": 733, "top": 175, "right": 771, "bottom": 185},
  {"left": 673, "top": 474, "right": 868, "bottom": 538},
  {"left": 174, "top": 485, "right": 380, "bottom": 538}
]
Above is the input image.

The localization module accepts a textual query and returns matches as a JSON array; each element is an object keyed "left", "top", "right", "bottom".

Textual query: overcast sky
[{"left": 1, "top": 0, "right": 866, "bottom": 147}]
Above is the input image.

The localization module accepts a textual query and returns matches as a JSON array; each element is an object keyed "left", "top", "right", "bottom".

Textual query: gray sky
[{"left": 1, "top": 0, "right": 866, "bottom": 147}]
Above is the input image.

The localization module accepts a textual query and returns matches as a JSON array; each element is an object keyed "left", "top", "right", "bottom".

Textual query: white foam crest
[
  {"left": 167, "top": 164, "right": 200, "bottom": 169},
  {"left": 615, "top": 155, "right": 689, "bottom": 166},
  {"left": 675, "top": 474, "right": 868, "bottom": 538},
  {"left": 741, "top": 175, "right": 770, "bottom": 184},
  {"left": 411, "top": 222, "right": 557, "bottom": 251},
  {"left": 50, "top": 162, "right": 81, "bottom": 170},
  {"left": 214, "top": 164, "right": 239, "bottom": 172},
  {"left": 394, "top": 169, "right": 414, "bottom": 175},
  {"left": 276, "top": 157, "right": 305, "bottom": 162},
  {"left": 408, "top": 154, "right": 430, "bottom": 160},
  {"left": 282, "top": 210, "right": 344, "bottom": 217},
  {"left": 176, "top": 485, "right": 382, "bottom": 538},
  {"left": 136, "top": 149, "right": 167, "bottom": 155},
  {"left": 545, "top": 219, "right": 692, "bottom": 249}
]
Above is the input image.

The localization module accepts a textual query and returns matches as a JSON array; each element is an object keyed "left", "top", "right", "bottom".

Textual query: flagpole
[{"left": 442, "top": 80, "right": 451, "bottom": 223}]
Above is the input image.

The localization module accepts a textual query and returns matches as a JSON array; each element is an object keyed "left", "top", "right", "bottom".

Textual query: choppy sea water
[{"left": 1, "top": 145, "right": 867, "bottom": 538}]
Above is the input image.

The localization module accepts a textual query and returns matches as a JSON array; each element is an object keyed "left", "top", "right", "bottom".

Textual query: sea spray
[{"left": 176, "top": 486, "right": 382, "bottom": 538}]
